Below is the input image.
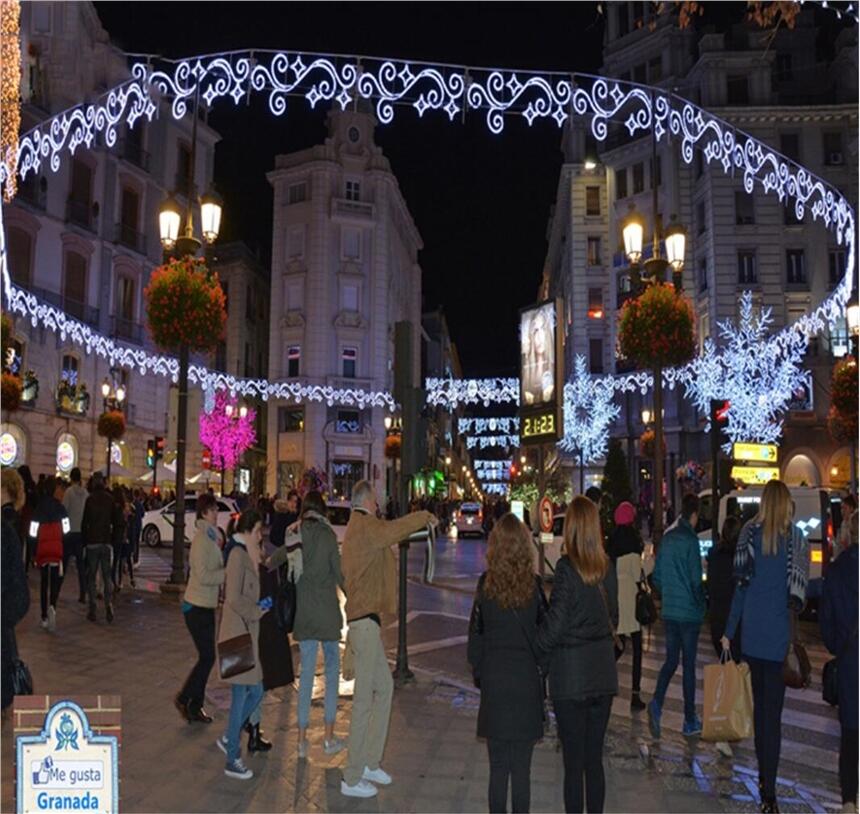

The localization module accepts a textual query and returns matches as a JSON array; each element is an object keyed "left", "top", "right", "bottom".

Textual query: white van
[
  {"left": 697, "top": 486, "right": 836, "bottom": 598},
  {"left": 455, "top": 502, "right": 484, "bottom": 538}
]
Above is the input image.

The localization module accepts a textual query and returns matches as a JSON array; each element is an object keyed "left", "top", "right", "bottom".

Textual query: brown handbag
[
  {"left": 218, "top": 631, "right": 255, "bottom": 680},
  {"left": 782, "top": 611, "right": 811, "bottom": 690}
]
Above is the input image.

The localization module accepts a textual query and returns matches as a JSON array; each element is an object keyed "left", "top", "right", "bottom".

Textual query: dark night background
[{"left": 92, "top": 2, "right": 755, "bottom": 377}]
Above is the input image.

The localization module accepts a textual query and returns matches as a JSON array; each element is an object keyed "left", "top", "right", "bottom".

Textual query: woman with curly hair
[
  {"left": 537, "top": 496, "right": 619, "bottom": 813},
  {"left": 467, "top": 513, "right": 547, "bottom": 813}
]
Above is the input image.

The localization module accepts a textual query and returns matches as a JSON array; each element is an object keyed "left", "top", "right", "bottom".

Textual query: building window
[
  {"left": 342, "top": 282, "right": 359, "bottom": 311},
  {"left": 288, "top": 182, "right": 308, "bottom": 204},
  {"left": 616, "top": 168, "right": 628, "bottom": 200},
  {"left": 115, "top": 275, "right": 135, "bottom": 322},
  {"left": 698, "top": 257, "right": 708, "bottom": 292},
  {"left": 331, "top": 460, "right": 364, "bottom": 501},
  {"left": 648, "top": 56, "right": 662, "bottom": 83},
  {"left": 585, "top": 186, "right": 600, "bottom": 216},
  {"left": 214, "top": 341, "right": 227, "bottom": 372},
  {"left": 829, "top": 249, "right": 846, "bottom": 288},
  {"left": 336, "top": 409, "right": 360, "bottom": 433},
  {"left": 63, "top": 252, "right": 88, "bottom": 319},
  {"left": 695, "top": 150, "right": 704, "bottom": 179},
  {"left": 735, "top": 191, "right": 755, "bottom": 225},
  {"left": 780, "top": 133, "right": 800, "bottom": 162},
  {"left": 345, "top": 180, "right": 361, "bottom": 201},
  {"left": 727, "top": 75, "right": 749, "bottom": 105},
  {"left": 175, "top": 143, "right": 192, "bottom": 196},
  {"left": 786, "top": 249, "right": 806, "bottom": 285},
  {"left": 632, "top": 163, "right": 644, "bottom": 194},
  {"left": 61, "top": 354, "right": 79, "bottom": 386},
  {"left": 618, "top": 3, "right": 629, "bottom": 36},
  {"left": 737, "top": 251, "right": 757, "bottom": 285},
  {"left": 286, "top": 280, "right": 303, "bottom": 312},
  {"left": 823, "top": 132, "right": 844, "bottom": 165},
  {"left": 587, "top": 236, "right": 602, "bottom": 266},
  {"left": 633, "top": 63, "right": 647, "bottom": 84},
  {"left": 698, "top": 312, "right": 710, "bottom": 355},
  {"left": 589, "top": 338, "right": 604, "bottom": 374},
  {"left": 784, "top": 202, "right": 803, "bottom": 226},
  {"left": 587, "top": 287, "right": 603, "bottom": 318},
  {"left": 68, "top": 158, "right": 93, "bottom": 229},
  {"left": 287, "top": 346, "right": 300, "bottom": 378},
  {"left": 650, "top": 156, "right": 662, "bottom": 188},
  {"left": 6, "top": 227, "right": 32, "bottom": 287},
  {"left": 244, "top": 343, "right": 251, "bottom": 377},
  {"left": 696, "top": 201, "right": 706, "bottom": 235},
  {"left": 278, "top": 406, "right": 304, "bottom": 433},
  {"left": 341, "top": 226, "right": 361, "bottom": 260},
  {"left": 342, "top": 347, "right": 357, "bottom": 378},
  {"left": 286, "top": 225, "right": 305, "bottom": 259},
  {"left": 118, "top": 187, "right": 140, "bottom": 250}
]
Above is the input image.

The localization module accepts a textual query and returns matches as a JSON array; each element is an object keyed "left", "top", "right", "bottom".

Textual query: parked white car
[{"left": 142, "top": 496, "right": 239, "bottom": 548}]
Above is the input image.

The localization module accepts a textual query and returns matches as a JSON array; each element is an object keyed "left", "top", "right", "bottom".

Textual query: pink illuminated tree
[{"left": 199, "top": 390, "right": 257, "bottom": 484}]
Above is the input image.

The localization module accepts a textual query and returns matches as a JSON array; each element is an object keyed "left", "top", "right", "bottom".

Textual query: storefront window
[{"left": 331, "top": 460, "right": 364, "bottom": 501}]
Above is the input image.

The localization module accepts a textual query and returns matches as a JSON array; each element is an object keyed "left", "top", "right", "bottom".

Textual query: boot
[
  {"left": 245, "top": 722, "right": 272, "bottom": 752},
  {"left": 630, "top": 692, "right": 646, "bottom": 712}
]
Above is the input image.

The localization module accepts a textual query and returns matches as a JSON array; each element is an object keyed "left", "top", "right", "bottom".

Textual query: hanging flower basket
[
  {"left": 1, "top": 313, "right": 13, "bottom": 370},
  {"left": 618, "top": 282, "right": 696, "bottom": 369},
  {"left": 2, "top": 373, "right": 22, "bottom": 412},
  {"left": 384, "top": 434, "right": 401, "bottom": 459},
  {"left": 298, "top": 466, "right": 329, "bottom": 498},
  {"left": 828, "top": 405, "right": 858, "bottom": 444},
  {"left": 97, "top": 410, "right": 126, "bottom": 440},
  {"left": 144, "top": 256, "right": 226, "bottom": 353},
  {"left": 639, "top": 428, "right": 666, "bottom": 459},
  {"left": 831, "top": 356, "right": 858, "bottom": 417},
  {"left": 676, "top": 459, "right": 705, "bottom": 494}
]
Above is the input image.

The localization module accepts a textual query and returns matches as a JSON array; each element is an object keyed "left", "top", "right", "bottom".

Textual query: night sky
[{"left": 92, "top": 2, "right": 760, "bottom": 377}]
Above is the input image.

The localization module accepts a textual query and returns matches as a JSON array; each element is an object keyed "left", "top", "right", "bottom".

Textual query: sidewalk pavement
[{"left": 1, "top": 576, "right": 844, "bottom": 813}]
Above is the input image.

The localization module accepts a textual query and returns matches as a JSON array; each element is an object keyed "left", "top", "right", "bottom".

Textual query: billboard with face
[{"left": 520, "top": 301, "right": 557, "bottom": 407}]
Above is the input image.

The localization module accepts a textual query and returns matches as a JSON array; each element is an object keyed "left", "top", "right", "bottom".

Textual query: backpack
[{"left": 33, "top": 519, "right": 65, "bottom": 566}]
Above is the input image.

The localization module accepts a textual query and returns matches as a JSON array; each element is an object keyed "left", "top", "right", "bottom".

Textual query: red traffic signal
[
  {"left": 155, "top": 436, "right": 165, "bottom": 461},
  {"left": 202, "top": 449, "right": 211, "bottom": 470},
  {"left": 710, "top": 399, "right": 731, "bottom": 423}
]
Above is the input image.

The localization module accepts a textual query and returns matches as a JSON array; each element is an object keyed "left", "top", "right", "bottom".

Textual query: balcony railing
[
  {"left": 332, "top": 198, "right": 375, "bottom": 220},
  {"left": 66, "top": 198, "right": 95, "bottom": 232},
  {"left": 31, "top": 286, "right": 100, "bottom": 328},
  {"left": 114, "top": 222, "right": 146, "bottom": 254},
  {"left": 111, "top": 316, "right": 144, "bottom": 344},
  {"left": 118, "top": 138, "right": 151, "bottom": 172}
]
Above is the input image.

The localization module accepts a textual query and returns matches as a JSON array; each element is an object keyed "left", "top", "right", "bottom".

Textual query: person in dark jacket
[
  {"left": 649, "top": 492, "right": 705, "bottom": 740},
  {"left": 29, "top": 477, "right": 70, "bottom": 633},
  {"left": 17, "top": 465, "right": 37, "bottom": 569},
  {"left": 269, "top": 490, "right": 300, "bottom": 548},
  {"left": 537, "top": 497, "right": 618, "bottom": 814},
  {"left": 468, "top": 513, "right": 547, "bottom": 814},
  {"left": 110, "top": 486, "right": 133, "bottom": 591},
  {"left": 722, "top": 480, "right": 809, "bottom": 814},
  {"left": 2, "top": 519, "right": 30, "bottom": 713},
  {"left": 81, "top": 472, "right": 121, "bottom": 623},
  {"left": 820, "top": 511, "right": 858, "bottom": 814},
  {"left": 1, "top": 467, "right": 25, "bottom": 540}
]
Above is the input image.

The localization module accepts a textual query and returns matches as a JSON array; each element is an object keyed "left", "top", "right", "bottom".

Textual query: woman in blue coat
[{"left": 820, "top": 511, "right": 858, "bottom": 814}]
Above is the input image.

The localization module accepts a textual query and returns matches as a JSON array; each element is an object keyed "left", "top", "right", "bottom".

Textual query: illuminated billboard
[{"left": 519, "top": 299, "right": 563, "bottom": 444}]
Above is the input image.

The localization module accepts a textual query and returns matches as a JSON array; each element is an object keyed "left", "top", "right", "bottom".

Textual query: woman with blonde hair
[
  {"left": 722, "top": 480, "right": 809, "bottom": 814},
  {"left": 536, "top": 496, "right": 618, "bottom": 814},
  {"left": 468, "top": 513, "right": 547, "bottom": 813},
  {"left": 1, "top": 467, "right": 26, "bottom": 530}
]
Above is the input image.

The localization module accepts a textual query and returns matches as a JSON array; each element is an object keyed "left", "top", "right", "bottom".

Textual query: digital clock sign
[{"left": 519, "top": 299, "right": 563, "bottom": 446}]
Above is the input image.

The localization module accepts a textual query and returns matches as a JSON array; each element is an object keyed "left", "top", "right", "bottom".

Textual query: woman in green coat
[{"left": 269, "top": 490, "right": 345, "bottom": 759}]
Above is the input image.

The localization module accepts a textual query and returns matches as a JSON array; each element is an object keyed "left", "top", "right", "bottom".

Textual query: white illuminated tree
[
  {"left": 558, "top": 356, "right": 621, "bottom": 463},
  {"left": 686, "top": 291, "right": 810, "bottom": 451}
]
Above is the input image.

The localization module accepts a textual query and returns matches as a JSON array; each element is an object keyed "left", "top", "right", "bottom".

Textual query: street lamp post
[
  {"left": 100, "top": 375, "right": 126, "bottom": 482},
  {"left": 157, "top": 84, "right": 223, "bottom": 586}
]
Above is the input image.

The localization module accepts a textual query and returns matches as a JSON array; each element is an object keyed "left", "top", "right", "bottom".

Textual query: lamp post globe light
[
  {"left": 155, "top": 84, "right": 224, "bottom": 587},
  {"left": 100, "top": 375, "right": 126, "bottom": 482}
]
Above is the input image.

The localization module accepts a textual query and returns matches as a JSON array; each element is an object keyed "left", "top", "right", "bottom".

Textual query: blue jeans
[
  {"left": 653, "top": 620, "right": 700, "bottom": 724},
  {"left": 225, "top": 683, "right": 263, "bottom": 762},
  {"left": 298, "top": 639, "right": 340, "bottom": 730}
]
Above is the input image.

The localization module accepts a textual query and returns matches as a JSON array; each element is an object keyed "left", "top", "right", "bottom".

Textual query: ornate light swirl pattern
[
  {"left": 466, "top": 435, "right": 521, "bottom": 450},
  {"left": 425, "top": 377, "right": 520, "bottom": 408},
  {"left": 458, "top": 417, "right": 520, "bottom": 434}
]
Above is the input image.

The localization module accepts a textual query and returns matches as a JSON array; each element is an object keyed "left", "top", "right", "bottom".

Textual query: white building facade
[
  {"left": 266, "top": 109, "right": 423, "bottom": 501},
  {"left": 543, "top": 4, "right": 858, "bottom": 495},
  {"left": 2, "top": 1, "right": 218, "bottom": 480}
]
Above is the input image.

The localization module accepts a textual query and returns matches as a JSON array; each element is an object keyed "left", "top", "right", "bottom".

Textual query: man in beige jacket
[{"left": 340, "top": 480, "right": 436, "bottom": 798}]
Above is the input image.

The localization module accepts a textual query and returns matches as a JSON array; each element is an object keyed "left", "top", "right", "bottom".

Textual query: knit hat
[{"left": 614, "top": 501, "right": 636, "bottom": 527}]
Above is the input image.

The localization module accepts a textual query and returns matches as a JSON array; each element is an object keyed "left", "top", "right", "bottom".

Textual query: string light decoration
[
  {"left": 557, "top": 356, "right": 621, "bottom": 464},
  {"left": 474, "top": 460, "right": 512, "bottom": 471},
  {"left": 0, "top": 51, "right": 854, "bottom": 434},
  {"left": 684, "top": 292, "right": 812, "bottom": 452},
  {"left": 483, "top": 483, "right": 508, "bottom": 495},
  {"left": 458, "top": 417, "right": 519, "bottom": 434},
  {"left": 0, "top": 0, "right": 20, "bottom": 202},
  {"left": 466, "top": 434, "right": 520, "bottom": 450}
]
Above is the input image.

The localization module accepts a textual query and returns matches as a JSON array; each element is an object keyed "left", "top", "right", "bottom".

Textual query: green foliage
[{"left": 601, "top": 438, "right": 632, "bottom": 535}]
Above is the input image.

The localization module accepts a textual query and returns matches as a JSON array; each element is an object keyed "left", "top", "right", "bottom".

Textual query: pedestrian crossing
[{"left": 133, "top": 548, "right": 172, "bottom": 590}]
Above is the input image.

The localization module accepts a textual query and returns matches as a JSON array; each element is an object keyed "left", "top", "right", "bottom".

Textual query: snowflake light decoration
[
  {"left": 685, "top": 292, "right": 811, "bottom": 452},
  {"left": 458, "top": 417, "right": 519, "bottom": 434},
  {"left": 557, "top": 356, "right": 621, "bottom": 464},
  {"left": 465, "top": 434, "right": 520, "bottom": 449}
]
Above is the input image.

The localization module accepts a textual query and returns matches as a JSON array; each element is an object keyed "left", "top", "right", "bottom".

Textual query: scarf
[{"left": 733, "top": 520, "right": 809, "bottom": 610}]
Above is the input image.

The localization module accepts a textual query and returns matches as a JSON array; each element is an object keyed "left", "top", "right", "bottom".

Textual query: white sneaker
[
  {"left": 224, "top": 758, "right": 253, "bottom": 780},
  {"left": 39, "top": 618, "right": 49, "bottom": 630},
  {"left": 341, "top": 779, "right": 377, "bottom": 798},
  {"left": 324, "top": 737, "right": 345, "bottom": 755},
  {"left": 715, "top": 740, "right": 733, "bottom": 758},
  {"left": 47, "top": 606, "right": 56, "bottom": 632},
  {"left": 297, "top": 739, "right": 308, "bottom": 759},
  {"left": 363, "top": 766, "right": 392, "bottom": 785},
  {"left": 216, "top": 735, "right": 228, "bottom": 756}
]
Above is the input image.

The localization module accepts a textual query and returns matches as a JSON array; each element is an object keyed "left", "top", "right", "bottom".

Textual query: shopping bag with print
[{"left": 702, "top": 652, "right": 753, "bottom": 742}]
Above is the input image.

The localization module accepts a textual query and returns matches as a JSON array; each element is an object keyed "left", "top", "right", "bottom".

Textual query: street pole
[
  {"left": 171, "top": 342, "right": 189, "bottom": 584},
  {"left": 579, "top": 446, "right": 585, "bottom": 495},
  {"left": 105, "top": 435, "right": 111, "bottom": 482},
  {"left": 709, "top": 399, "right": 721, "bottom": 554},
  {"left": 537, "top": 443, "right": 546, "bottom": 580},
  {"left": 393, "top": 539, "right": 413, "bottom": 687},
  {"left": 653, "top": 363, "right": 664, "bottom": 547}
]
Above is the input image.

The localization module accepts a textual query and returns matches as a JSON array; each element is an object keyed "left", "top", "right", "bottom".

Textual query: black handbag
[
  {"left": 276, "top": 574, "right": 297, "bottom": 633},
  {"left": 218, "top": 630, "right": 255, "bottom": 680},
  {"left": 635, "top": 568, "right": 657, "bottom": 627},
  {"left": 9, "top": 632, "right": 32, "bottom": 696},
  {"left": 823, "top": 622, "right": 857, "bottom": 706},
  {"left": 782, "top": 612, "right": 812, "bottom": 690}
]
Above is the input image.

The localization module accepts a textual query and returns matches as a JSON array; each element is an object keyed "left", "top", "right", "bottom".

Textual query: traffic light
[
  {"left": 155, "top": 436, "right": 165, "bottom": 462},
  {"left": 710, "top": 399, "right": 731, "bottom": 425},
  {"left": 146, "top": 439, "right": 156, "bottom": 468}
]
